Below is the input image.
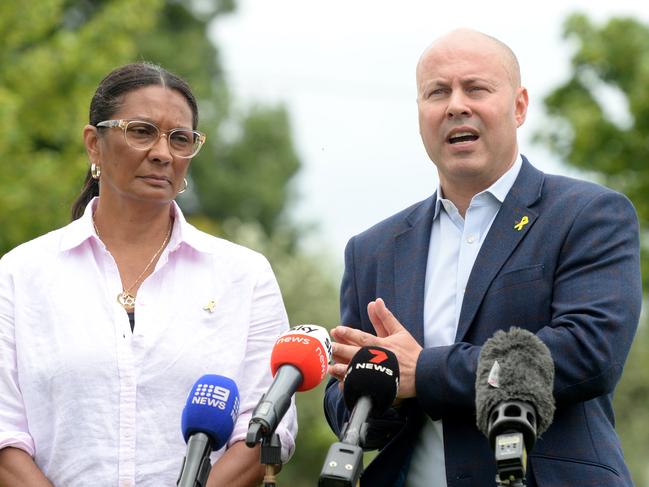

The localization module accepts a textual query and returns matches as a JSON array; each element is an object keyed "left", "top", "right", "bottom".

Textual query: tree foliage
[
  {"left": 536, "top": 13, "right": 649, "bottom": 486},
  {"left": 0, "top": 0, "right": 162, "bottom": 253}
]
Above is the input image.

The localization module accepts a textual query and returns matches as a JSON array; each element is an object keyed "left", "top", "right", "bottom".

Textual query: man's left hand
[{"left": 328, "top": 297, "right": 423, "bottom": 398}]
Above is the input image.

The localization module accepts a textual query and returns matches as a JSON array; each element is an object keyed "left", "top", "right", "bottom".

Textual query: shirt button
[{"left": 467, "top": 235, "right": 476, "bottom": 244}]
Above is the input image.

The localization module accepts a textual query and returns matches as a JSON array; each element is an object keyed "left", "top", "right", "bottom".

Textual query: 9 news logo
[{"left": 191, "top": 383, "right": 231, "bottom": 410}]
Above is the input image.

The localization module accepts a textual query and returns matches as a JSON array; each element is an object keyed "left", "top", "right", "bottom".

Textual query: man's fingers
[
  {"left": 331, "top": 341, "right": 361, "bottom": 363},
  {"left": 330, "top": 326, "right": 357, "bottom": 346},
  {"left": 372, "top": 298, "right": 404, "bottom": 335},
  {"left": 367, "top": 301, "right": 389, "bottom": 338},
  {"left": 331, "top": 326, "right": 380, "bottom": 348},
  {"left": 328, "top": 363, "right": 347, "bottom": 382}
]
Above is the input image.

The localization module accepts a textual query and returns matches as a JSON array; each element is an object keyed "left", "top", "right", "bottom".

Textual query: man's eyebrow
[
  {"left": 460, "top": 76, "right": 497, "bottom": 85},
  {"left": 419, "top": 78, "right": 449, "bottom": 89}
]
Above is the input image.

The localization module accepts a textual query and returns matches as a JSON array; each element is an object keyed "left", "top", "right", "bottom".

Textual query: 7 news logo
[
  {"left": 192, "top": 383, "right": 231, "bottom": 410},
  {"left": 353, "top": 348, "right": 394, "bottom": 376}
]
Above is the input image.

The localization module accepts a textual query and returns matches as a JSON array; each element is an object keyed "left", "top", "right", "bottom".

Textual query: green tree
[
  {"left": 0, "top": 0, "right": 162, "bottom": 254},
  {"left": 536, "top": 13, "right": 649, "bottom": 486}
]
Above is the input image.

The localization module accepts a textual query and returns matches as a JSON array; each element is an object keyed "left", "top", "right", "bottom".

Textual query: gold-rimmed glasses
[{"left": 96, "top": 119, "right": 206, "bottom": 159}]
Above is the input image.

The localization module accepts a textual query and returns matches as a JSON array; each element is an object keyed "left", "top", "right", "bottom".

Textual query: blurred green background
[{"left": 0, "top": 2, "right": 647, "bottom": 485}]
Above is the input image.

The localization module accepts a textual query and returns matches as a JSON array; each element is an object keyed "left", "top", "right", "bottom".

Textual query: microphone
[
  {"left": 319, "top": 346, "right": 400, "bottom": 487},
  {"left": 475, "top": 328, "right": 555, "bottom": 486},
  {"left": 246, "top": 324, "right": 332, "bottom": 446},
  {"left": 177, "top": 375, "right": 240, "bottom": 487},
  {"left": 341, "top": 346, "right": 400, "bottom": 444}
]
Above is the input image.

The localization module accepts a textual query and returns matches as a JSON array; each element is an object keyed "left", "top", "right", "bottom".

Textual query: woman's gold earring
[
  {"left": 178, "top": 178, "right": 188, "bottom": 194},
  {"left": 91, "top": 163, "right": 101, "bottom": 180}
]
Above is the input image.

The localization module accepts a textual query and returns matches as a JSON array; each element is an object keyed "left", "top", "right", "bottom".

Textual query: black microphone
[
  {"left": 475, "top": 328, "right": 555, "bottom": 486},
  {"left": 319, "top": 346, "right": 400, "bottom": 487}
]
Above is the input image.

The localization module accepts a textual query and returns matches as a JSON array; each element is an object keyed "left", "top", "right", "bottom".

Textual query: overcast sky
[{"left": 211, "top": 0, "right": 649, "bottom": 260}]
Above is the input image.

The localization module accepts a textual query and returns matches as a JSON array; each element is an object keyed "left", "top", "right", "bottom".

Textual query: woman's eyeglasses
[{"left": 96, "top": 119, "right": 206, "bottom": 159}]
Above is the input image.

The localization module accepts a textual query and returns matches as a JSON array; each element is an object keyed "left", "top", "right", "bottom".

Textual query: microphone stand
[
  {"left": 261, "top": 432, "right": 282, "bottom": 487},
  {"left": 247, "top": 423, "right": 282, "bottom": 487},
  {"left": 493, "top": 437, "right": 527, "bottom": 487},
  {"left": 491, "top": 429, "right": 528, "bottom": 487},
  {"left": 318, "top": 397, "right": 371, "bottom": 487},
  {"left": 488, "top": 401, "right": 535, "bottom": 487}
]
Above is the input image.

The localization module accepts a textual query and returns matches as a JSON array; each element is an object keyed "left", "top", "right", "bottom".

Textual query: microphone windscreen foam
[
  {"left": 270, "top": 324, "right": 332, "bottom": 392},
  {"left": 343, "top": 346, "right": 399, "bottom": 416},
  {"left": 181, "top": 374, "right": 240, "bottom": 450},
  {"left": 475, "top": 328, "right": 555, "bottom": 437}
]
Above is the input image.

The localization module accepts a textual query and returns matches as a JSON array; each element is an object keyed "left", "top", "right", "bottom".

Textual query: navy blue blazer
[{"left": 324, "top": 157, "right": 642, "bottom": 487}]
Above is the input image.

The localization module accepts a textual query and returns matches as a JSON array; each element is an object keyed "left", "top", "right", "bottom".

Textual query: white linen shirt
[{"left": 0, "top": 199, "right": 297, "bottom": 487}]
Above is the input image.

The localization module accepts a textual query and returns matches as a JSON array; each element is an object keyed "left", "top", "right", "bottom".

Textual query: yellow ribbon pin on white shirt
[{"left": 203, "top": 299, "right": 216, "bottom": 313}]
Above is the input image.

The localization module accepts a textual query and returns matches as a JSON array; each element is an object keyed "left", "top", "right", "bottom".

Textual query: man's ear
[{"left": 514, "top": 87, "right": 529, "bottom": 128}]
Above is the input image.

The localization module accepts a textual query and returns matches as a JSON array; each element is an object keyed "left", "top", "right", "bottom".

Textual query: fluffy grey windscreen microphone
[{"left": 475, "top": 327, "right": 556, "bottom": 437}]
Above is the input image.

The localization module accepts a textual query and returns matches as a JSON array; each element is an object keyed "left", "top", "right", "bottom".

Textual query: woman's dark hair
[{"left": 71, "top": 62, "right": 199, "bottom": 220}]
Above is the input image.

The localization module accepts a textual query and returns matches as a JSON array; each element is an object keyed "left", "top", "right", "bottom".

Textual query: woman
[{"left": 0, "top": 62, "right": 296, "bottom": 486}]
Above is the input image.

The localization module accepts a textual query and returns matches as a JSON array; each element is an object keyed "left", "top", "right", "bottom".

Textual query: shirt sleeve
[
  {"left": 0, "top": 254, "right": 35, "bottom": 455},
  {"left": 226, "top": 254, "right": 297, "bottom": 462}
]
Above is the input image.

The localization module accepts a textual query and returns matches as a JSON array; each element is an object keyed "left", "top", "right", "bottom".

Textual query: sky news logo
[
  {"left": 192, "top": 383, "right": 231, "bottom": 410},
  {"left": 286, "top": 324, "right": 332, "bottom": 358}
]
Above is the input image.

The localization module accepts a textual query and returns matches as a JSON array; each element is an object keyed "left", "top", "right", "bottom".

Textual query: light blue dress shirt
[{"left": 405, "top": 155, "right": 522, "bottom": 487}]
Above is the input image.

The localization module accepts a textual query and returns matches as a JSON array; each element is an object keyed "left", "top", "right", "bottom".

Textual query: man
[{"left": 323, "top": 29, "right": 641, "bottom": 487}]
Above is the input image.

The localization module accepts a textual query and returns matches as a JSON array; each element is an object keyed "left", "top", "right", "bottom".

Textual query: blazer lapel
[
  {"left": 393, "top": 196, "right": 436, "bottom": 347},
  {"left": 455, "top": 158, "right": 545, "bottom": 342}
]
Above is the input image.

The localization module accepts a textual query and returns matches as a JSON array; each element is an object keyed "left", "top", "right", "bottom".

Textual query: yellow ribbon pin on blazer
[
  {"left": 514, "top": 216, "right": 529, "bottom": 231},
  {"left": 203, "top": 299, "right": 216, "bottom": 313}
]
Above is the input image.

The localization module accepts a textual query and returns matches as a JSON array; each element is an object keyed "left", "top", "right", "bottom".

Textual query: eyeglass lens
[{"left": 125, "top": 121, "right": 200, "bottom": 157}]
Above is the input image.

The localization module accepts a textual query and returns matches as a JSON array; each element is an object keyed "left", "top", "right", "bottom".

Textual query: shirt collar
[
  {"left": 59, "top": 198, "right": 215, "bottom": 254},
  {"left": 167, "top": 201, "right": 214, "bottom": 254},
  {"left": 433, "top": 153, "right": 523, "bottom": 218},
  {"left": 59, "top": 199, "right": 99, "bottom": 252},
  {"left": 484, "top": 153, "right": 523, "bottom": 204}
]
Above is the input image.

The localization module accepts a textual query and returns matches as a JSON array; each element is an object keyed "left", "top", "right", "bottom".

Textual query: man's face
[{"left": 416, "top": 35, "right": 528, "bottom": 196}]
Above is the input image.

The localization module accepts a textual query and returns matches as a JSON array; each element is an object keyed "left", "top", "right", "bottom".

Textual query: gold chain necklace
[{"left": 93, "top": 217, "right": 173, "bottom": 311}]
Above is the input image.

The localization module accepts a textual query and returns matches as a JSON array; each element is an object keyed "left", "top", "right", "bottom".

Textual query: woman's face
[{"left": 85, "top": 85, "right": 195, "bottom": 207}]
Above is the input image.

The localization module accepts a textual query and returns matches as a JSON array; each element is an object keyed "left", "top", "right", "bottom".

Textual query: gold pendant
[{"left": 117, "top": 291, "right": 136, "bottom": 310}]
